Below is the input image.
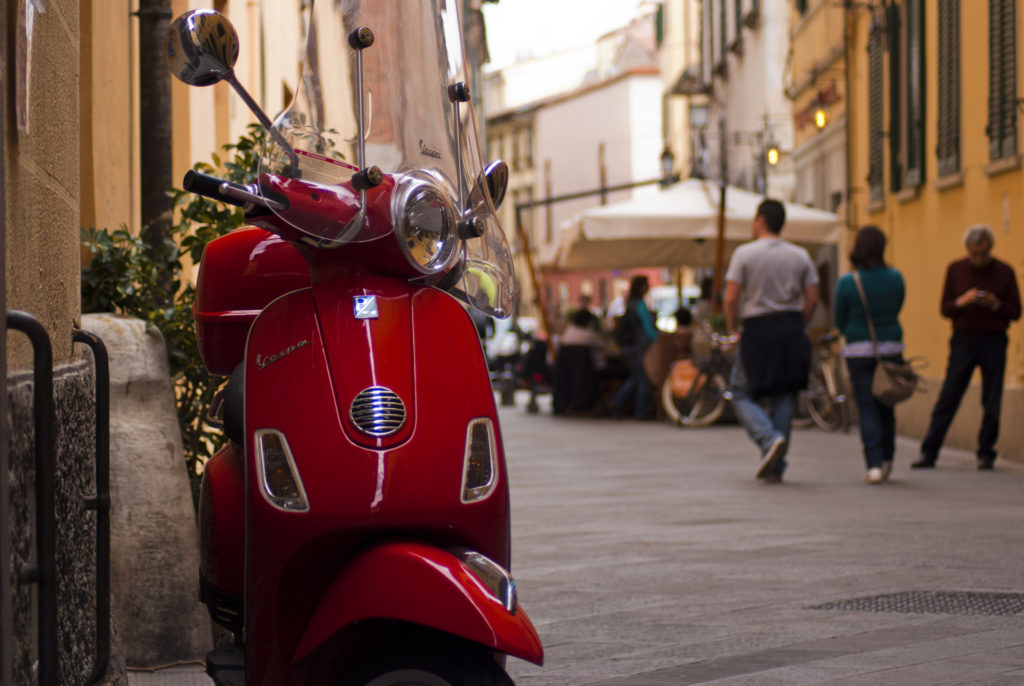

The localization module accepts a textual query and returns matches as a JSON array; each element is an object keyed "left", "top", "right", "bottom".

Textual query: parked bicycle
[
  {"left": 661, "top": 326, "right": 737, "bottom": 427},
  {"left": 805, "top": 330, "right": 852, "bottom": 432}
]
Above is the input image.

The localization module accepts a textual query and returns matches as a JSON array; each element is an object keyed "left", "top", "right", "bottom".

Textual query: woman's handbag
[
  {"left": 871, "top": 357, "right": 922, "bottom": 406},
  {"left": 852, "top": 271, "right": 926, "bottom": 406}
]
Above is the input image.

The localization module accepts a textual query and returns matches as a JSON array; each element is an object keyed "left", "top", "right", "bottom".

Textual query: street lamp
[
  {"left": 814, "top": 107, "right": 828, "bottom": 129},
  {"left": 697, "top": 121, "right": 780, "bottom": 311},
  {"left": 660, "top": 146, "right": 676, "bottom": 187}
]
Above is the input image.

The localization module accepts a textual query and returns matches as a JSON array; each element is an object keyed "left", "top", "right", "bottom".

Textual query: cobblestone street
[{"left": 133, "top": 391, "right": 1024, "bottom": 685}]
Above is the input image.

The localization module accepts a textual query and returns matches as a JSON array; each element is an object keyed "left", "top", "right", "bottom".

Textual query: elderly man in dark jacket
[{"left": 914, "top": 224, "right": 1021, "bottom": 470}]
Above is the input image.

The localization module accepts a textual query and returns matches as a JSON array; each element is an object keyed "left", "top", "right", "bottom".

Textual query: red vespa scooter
[{"left": 166, "top": 4, "right": 543, "bottom": 684}]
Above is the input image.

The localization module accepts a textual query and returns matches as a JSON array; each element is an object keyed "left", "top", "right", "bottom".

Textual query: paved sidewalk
[
  {"left": 502, "top": 393, "right": 1024, "bottom": 685},
  {"left": 131, "top": 392, "right": 1024, "bottom": 685}
]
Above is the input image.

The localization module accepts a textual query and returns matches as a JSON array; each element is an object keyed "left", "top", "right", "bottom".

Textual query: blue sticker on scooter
[{"left": 354, "top": 295, "right": 379, "bottom": 320}]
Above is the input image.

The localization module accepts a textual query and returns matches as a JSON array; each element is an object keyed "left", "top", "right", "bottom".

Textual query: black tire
[
  {"left": 806, "top": 364, "right": 846, "bottom": 432},
  {"left": 662, "top": 371, "right": 728, "bottom": 427},
  {"left": 337, "top": 639, "right": 514, "bottom": 686}
]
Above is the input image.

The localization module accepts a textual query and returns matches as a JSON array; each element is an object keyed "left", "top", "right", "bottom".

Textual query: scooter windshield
[{"left": 258, "top": 0, "right": 517, "bottom": 319}]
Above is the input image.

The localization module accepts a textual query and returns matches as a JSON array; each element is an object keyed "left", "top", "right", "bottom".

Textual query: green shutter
[
  {"left": 905, "top": 0, "right": 925, "bottom": 186},
  {"left": 888, "top": 4, "right": 903, "bottom": 192},
  {"left": 868, "top": 19, "right": 885, "bottom": 203},
  {"left": 937, "top": 0, "right": 961, "bottom": 176},
  {"left": 988, "top": 0, "right": 1018, "bottom": 161}
]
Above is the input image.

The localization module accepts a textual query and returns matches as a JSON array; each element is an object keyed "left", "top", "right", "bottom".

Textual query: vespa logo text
[
  {"left": 256, "top": 339, "right": 310, "bottom": 370},
  {"left": 419, "top": 139, "right": 442, "bottom": 160}
]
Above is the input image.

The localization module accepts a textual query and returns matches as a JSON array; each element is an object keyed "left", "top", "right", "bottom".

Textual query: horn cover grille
[{"left": 349, "top": 386, "right": 406, "bottom": 437}]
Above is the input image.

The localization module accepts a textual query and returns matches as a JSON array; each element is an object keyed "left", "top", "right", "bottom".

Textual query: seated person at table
[
  {"left": 559, "top": 308, "right": 608, "bottom": 370},
  {"left": 643, "top": 307, "right": 694, "bottom": 389},
  {"left": 553, "top": 308, "right": 611, "bottom": 414}
]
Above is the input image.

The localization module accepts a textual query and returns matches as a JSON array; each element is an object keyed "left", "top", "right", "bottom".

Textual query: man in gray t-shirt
[{"left": 723, "top": 199, "right": 819, "bottom": 482}]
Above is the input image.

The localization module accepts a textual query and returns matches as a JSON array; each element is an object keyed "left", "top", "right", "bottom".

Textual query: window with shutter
[
  {"left": 720, "top": 0, "right": 728, "bottom": 65},
  {"left": 701, "top": 0, "right": 713, "bottom": 86},
  {"left": 656, "top": 3, "right": 664, "bottom": 48},
  {"left": 988, "top": 0, "right": 1018, "bottom": 161},
  {"left": 887, "top": 5, "right": 903, "bottom": 193},
  {"left": 937, "top": 0, "right": 961, "bottom": 176},
  {"left": 868, "top": 19, "right": 885, "bottom": 204},
  {"left": 903, "top": 0, "right": 925, "bottom": 187}
]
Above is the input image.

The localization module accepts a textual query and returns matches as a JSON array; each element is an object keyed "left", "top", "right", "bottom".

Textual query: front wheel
[
  {"left": 662, "top": 371, "right": 728, "bottom": 427},
  {"left": 338, "top": 642, "right": 514, "bottom": 686},
  {"left": 805, "top": 363, "right": 849, "bottom": 432}
]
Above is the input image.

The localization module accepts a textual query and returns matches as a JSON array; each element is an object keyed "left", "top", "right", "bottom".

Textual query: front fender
[{"left": 293, "top": 542, "right": 543, "bottom": 665}]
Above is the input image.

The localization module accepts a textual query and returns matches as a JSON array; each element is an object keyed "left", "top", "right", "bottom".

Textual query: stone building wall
[{"left": 8, "top": 352, "right": 126, "bottom": 685}]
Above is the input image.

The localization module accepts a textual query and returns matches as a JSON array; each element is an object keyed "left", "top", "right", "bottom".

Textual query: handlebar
[
  {"left": 182, "top": 170, "right": 285, "bottom": 212},
  {"left": 814, "top": 330, "right": 840, "bottom": 346},
  {"left": 183, "top": 170, "right": 247, "bottom": 206},
  {"left": 710, "top": 331, "right": 739, "bottom": 348},
  {"left": 697, "top": 320, "right": 737, "bottom": 348}
]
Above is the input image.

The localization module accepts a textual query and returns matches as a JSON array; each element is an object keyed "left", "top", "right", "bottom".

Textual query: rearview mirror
[
  {"left": 482, "top": 160, "right": 509, "bottom": 210},
  {"left": 166, "top": 9, "right": 240, "bottom": 87}
]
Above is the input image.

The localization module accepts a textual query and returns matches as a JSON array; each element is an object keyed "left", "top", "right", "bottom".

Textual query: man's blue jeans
[
  {"left": 729, "top": 351, "right": 795, "bottom": 472},
  {"left": 845, "top": 355, "right": 897, "bottom": 469}
]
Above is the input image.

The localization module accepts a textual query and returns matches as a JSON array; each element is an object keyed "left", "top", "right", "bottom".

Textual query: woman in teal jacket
[
  {"left": 834, "top": 226, "right": 906, "bottom": 484},
  {"left": 610, "top": 275, "right": 659, "bottom": 419}
]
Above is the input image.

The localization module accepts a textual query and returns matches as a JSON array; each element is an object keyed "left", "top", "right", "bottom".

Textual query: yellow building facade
[
  {"left": 81, "top": 0, "right": 283, "bottom": 244},
  {"left": 810, "top": 0, "right": 1024, "bottom": 460}
]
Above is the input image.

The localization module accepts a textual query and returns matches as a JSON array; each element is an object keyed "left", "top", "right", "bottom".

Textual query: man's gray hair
[{"left": 963, "top": 224, "right": 995, "bottom": 247}]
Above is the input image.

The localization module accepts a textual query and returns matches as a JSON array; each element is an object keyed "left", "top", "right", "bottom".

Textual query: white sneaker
[
  {"left": 756, "top": 435, "right": 787, "bottom": 479},
  {"left": 880, "top": 461, "right": 893, "bottom": 481},
  {"left": 865, "top": 467, "right": 884, "bottom": 484}
]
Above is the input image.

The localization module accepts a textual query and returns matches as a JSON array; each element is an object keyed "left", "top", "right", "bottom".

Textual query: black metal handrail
[
  {"left": 73, "top": 329, "right": 111, "bottom": 684},
  {"left": 7, "top": 310, "right": 58, "bottom": 686}
]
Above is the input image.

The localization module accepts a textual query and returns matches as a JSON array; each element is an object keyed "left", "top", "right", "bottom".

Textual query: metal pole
[
  {"left": 7, "top": 312, "right": 57, "bottom": 686},
  {"left": 74, "top": 330, "right": 111, "bottom": 685},
  {"left": 0, "top": 0, "right": 11, "bottom": 680},
  {"left": 516, "top": 173, "right": 679, "bottom": 211},
  {"left": 515, "top": 205, "right": 554, "bottom": 355},
  {"left": 713, "top": 126, "right": 728, "bottom": 313},
  {"left": 136, "top": 0, "right": 174, "bottom": 302},
  {"left": 713, "top": 181, "right": 726, "bottom": 314}
]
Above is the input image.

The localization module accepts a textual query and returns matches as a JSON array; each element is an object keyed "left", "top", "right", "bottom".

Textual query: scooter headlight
[
  {"left": 392, "top": 175, "right": 459, "bottom": 274},
  {"left": 461, "top": 418, "right": 497, "bottom": 503},
  {"left": 254, "top": 429, "right": 309, "bottom": 512}
]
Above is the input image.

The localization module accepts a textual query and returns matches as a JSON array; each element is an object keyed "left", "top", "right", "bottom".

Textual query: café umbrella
[{"left": 549, "top": 178, "right": 840, "bottom": 271}]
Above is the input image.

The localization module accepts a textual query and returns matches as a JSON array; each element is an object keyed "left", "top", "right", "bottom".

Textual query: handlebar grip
[{"left": 182, "top": 170, "right": 247, "bottom": 207}]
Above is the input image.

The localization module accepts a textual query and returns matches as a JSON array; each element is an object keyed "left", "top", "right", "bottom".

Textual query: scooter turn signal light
[
  {"left": 255, "top": 429, "right": 310, "bottom": 512},
  {"left": 461, "top": 419, "right": 497, "bottom": 503}
]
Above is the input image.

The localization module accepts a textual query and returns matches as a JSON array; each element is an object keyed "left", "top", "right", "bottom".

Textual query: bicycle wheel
[
  {"left": 791, "top": 390, "right": 814, "bottom": 428},
  {"left": 662, "top": 371, "right": 728, "bottom": 427},
  {"left": 806, "top": 363, "right": 845, "bottom": 432}
]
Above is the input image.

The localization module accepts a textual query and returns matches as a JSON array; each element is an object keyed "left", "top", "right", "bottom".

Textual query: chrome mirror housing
[
  {"left": 483, "top": 160, "right": 509, "bottom": 210},
  {"left": 166, "top": 9, "right": 240, "bottom": 87}
]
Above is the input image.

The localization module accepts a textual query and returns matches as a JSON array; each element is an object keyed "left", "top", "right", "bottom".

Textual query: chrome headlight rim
[{"left": 391, "top": 172, "right": 461, "bottom": 275}]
